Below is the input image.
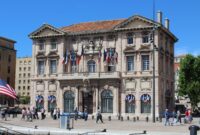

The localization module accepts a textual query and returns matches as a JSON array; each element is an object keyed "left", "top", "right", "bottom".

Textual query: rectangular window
[
  {"left": 38, "top": 60, "right": 45, "bottom": 75},
  {"left": 28, "top": 67, "right": 31, "bottom": 71},
  {"left": 50, "top": 60, "right": 57, "bottom": 74},
  {"left": 142, "top": 33, "right": 149, "bottom": 43},
  {"left": 51, "top": 39, "right": 57, "bottom": 50},
  {"left": 127, "top": 56, "right": 134, "bottom": 71},
  {"left": 127, "top": 33, "right": 133, "bottom": 44},
  {"left": 19, "top": 80, "right": 21, "bottom": 84},
  {"left": 38, "top": 40, "right": 45, "bottom": 51},
  {"left": 142, "top": 55, "right": 149, "bottom": 71},
  {"left": 7, "top": 66, "right": 10, "bottom": 73},
  {"left": 8, "top": 55, "right": 11, "bottom": 63},
  {"left": 24, "top": 67, "right": 26, "bottom": 71}
]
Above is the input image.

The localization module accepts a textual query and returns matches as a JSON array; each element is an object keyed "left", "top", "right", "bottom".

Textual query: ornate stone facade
[{"left": 29, "top": 12, "right": 177, "bottom": 119}]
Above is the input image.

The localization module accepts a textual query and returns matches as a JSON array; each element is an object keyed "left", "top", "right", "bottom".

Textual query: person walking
[
  {"left": 53, "top": 108, "right": 57, "bottom": 120},
  {"left": 57, "top": 108, "right": 60, "bottom": 119},
  {"left": 74, "top": 107, "right": 78, "bottom": 120},
  {"left": 164, "top": 109, "right": 170, "bottom": 126},
  {"left": 41, "top": 108, "right": 45, "bottom": 120},
  {"left": 84, "top": 107, "right": 88, "bottom": 121},
  {"left": 176, "top": 110, "right": 182, "bottom": 123},
  {"left": 96, "top": 107, "right": 103, "bottom": 123}
]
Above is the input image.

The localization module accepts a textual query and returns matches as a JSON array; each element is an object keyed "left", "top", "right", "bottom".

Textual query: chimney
[
  {"left": 157, "top": 11, "right": 162, "bottom": 24},
  {"left": 165, "top": 18, "right": 170, "bottom": 29}
]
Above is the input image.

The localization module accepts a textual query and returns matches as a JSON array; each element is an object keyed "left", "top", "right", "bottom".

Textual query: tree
[{"left": 178, "top": 54, "right": 200, "bottom": 110}]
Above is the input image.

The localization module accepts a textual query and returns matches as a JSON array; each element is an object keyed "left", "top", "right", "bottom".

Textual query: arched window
[
  {"left": 87, "top": 60, "right": 96, "bottom": 73},
  {"left": 35, "top": 95, "right": 44, "bottom": 111},
  {"left": 48, "top": 95, "right": 57, "bottom": 112},
  {"left": 125, "top": 94, "right": 135, "bottom": 113},
  {"left": 101, "top": 90, "right": 113, "bottom": 113},
  {"left": 141, "top": 94, "right": 151, "bottom": 113},
  {"left": 64, "top": 91, "right": 75, "bottom": 113}
]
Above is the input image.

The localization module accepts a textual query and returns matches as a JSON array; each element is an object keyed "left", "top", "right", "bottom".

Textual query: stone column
[
  {"left": 44, "top": 81, "right": 49, "bottom": 112},
  {"left": 75, "top": 87, "right": 79, "bottom": 108},
  {"left": 95, "top": 88, "right": 99, "bottom": 114},
  {"left": 121, "top": 93, "right": 125, "bottom": 116},
  {"left": 113, "top": 87, "right": 119, "bottom": 116},
  {"left": 135, "top": 93, "right": 141, "bottom": 116}
]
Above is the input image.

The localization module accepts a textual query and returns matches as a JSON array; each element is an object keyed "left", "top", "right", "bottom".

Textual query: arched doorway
[
  {"left": 101, "top": 90, "right": 113, "bottom": 113},
  {"left": 48, "top": 95, "right": 57, "bottom": 112},
  {"left": 141, "top": 94, "right": 151, "bottom": 113},
  {"left": 64, "top": 91, "right": 74, "bottom": 113},
  {"left": 82, "top": 91, "right": 93, "bottom": 114},
  {"left": 36, "top": 95, "right": 44, "bottom": 111},
  {"left": 125, "top": 94, "right": 135, "bottom": 113}
]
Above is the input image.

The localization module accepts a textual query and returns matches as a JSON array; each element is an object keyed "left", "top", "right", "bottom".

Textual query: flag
[
  {"left": 0, "top": 79, "right": 17, "bottom": 99},
  {"left": 126, "top": 94, "right": 134, "bottom": 103},
  {"left": 114, "top": 51, "right": 118, "bottom": 63},
  {"left": 103, "top": 49, "right": 107, "bottom": 62},
  {"left": 65, "top": 49, "right": 68, "bottom": 64},
  {"left": 81, "top": 45, "right": 84, "bottom": 56},
  {"left": 98, "top": 49, "right": 102, "bottom": 63}
]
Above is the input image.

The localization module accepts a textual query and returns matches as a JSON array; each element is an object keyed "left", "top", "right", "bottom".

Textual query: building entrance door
[{"left": 82, "top": 91, "right": 93, "bottom": 114}]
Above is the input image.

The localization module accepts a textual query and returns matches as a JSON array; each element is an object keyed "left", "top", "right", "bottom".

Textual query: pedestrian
[
  {"left": 35, "top": 108, "right": 39, "bottom": 119},
  {"left": 176, "top": 110, "right": 181, "bottom": 123},
  {"left": 74, "top": 107, "right": 78, "bottom": 120},
  {"left": 96, "top": 107, "right": 103, "bottom": 123},
  {"left": 164, "top": 109, "right": 170, "bottom": 126},
  {"left": 27, "top": 107, "right": 32, "bottom": 122},
  {"left": 188, "top": 109, "right": 193, "bottom": 123},
  {"left": 57, "top": 108, "right": 60, "bottom": 119},
  {"left": 53, "top": 108, "right": 57, "bottom": 120},
  {"left": 84, "top": 107, "right": 88, "bottom": 121},
  {"left": 41, "top": 107, "right": 45, "bottom": 120},
  {"left": 21, "top": 107, "right": 26, "bottom": 120}
]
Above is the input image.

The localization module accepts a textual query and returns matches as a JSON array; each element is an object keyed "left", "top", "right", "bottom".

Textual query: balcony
[{"left": 59, "top": 71, "right": 121, "bottom": 80}]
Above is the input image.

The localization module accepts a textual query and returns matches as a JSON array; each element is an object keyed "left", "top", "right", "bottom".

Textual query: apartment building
[{"left": 15, "top": 57, "right": 32, "bottom": 96}]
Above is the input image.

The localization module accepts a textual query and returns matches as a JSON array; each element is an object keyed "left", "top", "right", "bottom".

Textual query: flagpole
[{"left": 152, "top": 0, "right": 156, "bottom": 123}]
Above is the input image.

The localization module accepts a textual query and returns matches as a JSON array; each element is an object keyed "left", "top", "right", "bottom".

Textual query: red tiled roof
[{"left": 60, "top": 19, "right": 126, "bottom": 33}]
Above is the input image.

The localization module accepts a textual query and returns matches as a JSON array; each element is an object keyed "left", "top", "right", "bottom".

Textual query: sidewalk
[{"left": 0, "top": 115, "right": 200, "bottom": 135}]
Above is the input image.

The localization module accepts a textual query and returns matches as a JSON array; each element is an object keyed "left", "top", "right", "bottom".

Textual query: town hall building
[{"left": 29, "top": 11, "right": 177, "bottom": 119}]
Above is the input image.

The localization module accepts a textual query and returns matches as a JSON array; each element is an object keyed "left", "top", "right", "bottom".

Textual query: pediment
[
  {"left": 138, "top": 44, "right": 151, "bottom": 51},
  {"left": 124, "top": 46, "right": 136, "bottom": 53},
  {"left": 115, "top": 15, "right": 159, "bottom": 30},
  {"left": 29, "top": 24, "right": 65, "bottom": 39}
]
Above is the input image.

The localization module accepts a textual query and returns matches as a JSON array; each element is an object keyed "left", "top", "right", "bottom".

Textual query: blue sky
[{"left": 0, "top": 0, "right": 200, "bottom": 57}]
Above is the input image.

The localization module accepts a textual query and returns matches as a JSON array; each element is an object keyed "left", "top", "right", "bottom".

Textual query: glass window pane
[
  {"left": 50, "top": 60, "right": 57, "bottom": 74},
  {"left": 101, "top": 90, "right": 113, "bottom": 113},
  {"left": 127, "top": 56, "right": 134, "bottom": 71},
  {"left": 142, "top": 55, "right": 149, "bottom": 71}
]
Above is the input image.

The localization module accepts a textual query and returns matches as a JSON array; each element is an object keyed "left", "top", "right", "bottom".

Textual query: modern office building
[
  {"left": 15, "top": 57, "right": 32, "bottom": 96},
  {"left": 29, "top": 11, "right": 177, "bottom": 118},
  {"left": 0, "top": 36, "right": 16, "bottom": 106}
]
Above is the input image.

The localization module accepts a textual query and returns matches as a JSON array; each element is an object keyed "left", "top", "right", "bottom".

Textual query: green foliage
[
  {"left": 19, "top": 96, "right": 30, "bottom": 104},
  {"left": 178, "top": 54, "right": 200, "bottom": 108}
]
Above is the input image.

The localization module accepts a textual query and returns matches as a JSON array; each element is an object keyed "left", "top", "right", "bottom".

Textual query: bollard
[
  {"left": 159, "top": 117, "right": 162, "bottom": 122},
  {"left": 137, "top": 116, "right": 139, "bottom": 121},
  {"left": 118, "top": 115, "right": 120, "bottom": 120},
  {"left": 108, "top": 116, "right": 111, "bottom": 121},
  {"left": 133, "top": 117, "right": 136, "bottom": 122},
  {"left": 156, "top": 117, "right": 159, "bottom": 121},
  {"left": 120, "top": 116, "right": 123, "bottom": 121},
  {"left": 127, "top": 116, "right": 129, "bottom": 120},
  {"left": 146, "top": 116, "right": 149, "bottom": 122},
  {"left": 143, "top": 130, "right": 147, "bottom": 134},
  {"left": 189, "top": 125, "right": 200, "bottom": 135},
  {"left": 92, "top": 115, "right": 94, "bottom": 120}
]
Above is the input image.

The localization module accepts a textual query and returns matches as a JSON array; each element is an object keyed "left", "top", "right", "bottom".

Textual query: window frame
[
  {"left": 141, "top": 55, "right": 150, "bottom": 71},
  {"left": 49, "top": 59, "right": 57, "bottom": 74}
]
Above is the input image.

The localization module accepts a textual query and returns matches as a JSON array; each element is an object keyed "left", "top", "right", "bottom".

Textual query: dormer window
[
  {"left": 50, "top": 39, "right": 57, "bottom": 50},
  {"left": 142, "top": 32, "right": 149, "bottom": 44},
  {"left": 127, "top": 33, "right": 133, "bottom": 45},
  {"left": 38, "top": 40, "right": 45, "bottom": 51}
]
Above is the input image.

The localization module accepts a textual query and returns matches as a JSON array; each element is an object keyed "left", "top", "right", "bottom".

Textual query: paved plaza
[{"left": 0, "top": 114, "right": 200, "bottom": 135}]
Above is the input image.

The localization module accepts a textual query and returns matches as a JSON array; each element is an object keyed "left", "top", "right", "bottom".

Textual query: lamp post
[{"left": 152, "top": 0, "right": 156, "bottom": 123}]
